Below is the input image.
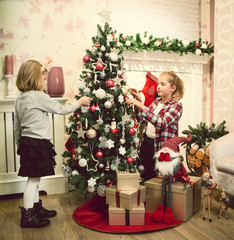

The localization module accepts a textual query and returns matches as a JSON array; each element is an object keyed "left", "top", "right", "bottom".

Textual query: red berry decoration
[
  {"left": 96, "top": 62, "right": 104, "bottom": 71},
  {"left": 124, "top": 96, "right": 129, "bottom": 101},
  {"left": 90, "top": 105, "right": 96, "bottom": 112},
  {"left": 83, "top": 55, "right": 90, "bottom": 63},
  {"left": 106, "top": 80, "right": 114, "bottom": 87},
  {"left": 196, "top": 43, "right": 200, "bottom": 47},
  {"left": 127, "top": 157, "right": 134, "bottom": 164},
  {"left": 96, "top": 151, "right": 103, "bottom": 158},
  {"left": 129, "top": 127, "right": 135, "bottom": 135}
]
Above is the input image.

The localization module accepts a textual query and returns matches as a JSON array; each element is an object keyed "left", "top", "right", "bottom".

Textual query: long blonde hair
[
  {"left": 16, "top": 60, "right": 43, "bottom": 92},
  {"left": 159, "top": 71, "right": 184, "bottom": 100}
]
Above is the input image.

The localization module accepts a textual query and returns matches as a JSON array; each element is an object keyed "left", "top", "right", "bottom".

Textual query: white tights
[{"left": 23, "top": 177, "right": 40, "bottom": 209}]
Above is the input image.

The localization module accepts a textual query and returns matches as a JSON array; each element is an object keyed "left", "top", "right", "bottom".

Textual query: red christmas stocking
[{"left": 141, "top": 71, "right": 158, "bottom": 107}]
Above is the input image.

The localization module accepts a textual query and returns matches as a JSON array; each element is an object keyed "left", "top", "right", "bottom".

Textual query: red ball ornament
[
  {"left": 127, "top": 157, "right": 134, "bottom": 164},
  {"left": 83, "top": 55, "right": 90, "bottom": 63},
  {"left": 124, "top": 96, "right": 129, "bottom": 101},
  {"left": 129, "top": 127, "right": 135, "bottom": 135},
  {"left": 96, "top": 151, "right": 103, "bottom": 158},
  {"left": 106, "top": 80, "right": 114, "bottom": 87},
  {"left": 90, "top": 105, "right": 96, "bottom": 112},
  {"left": 96, "top": 62, "right": 104, "bottom": 71},
  {"left": 196, "top": 43, "right": 200, "bottom": 47}
]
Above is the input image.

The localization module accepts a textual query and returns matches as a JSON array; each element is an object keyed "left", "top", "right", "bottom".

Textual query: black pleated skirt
[{"left": 17, "top": 136, "right": 57, "bottom": 177}]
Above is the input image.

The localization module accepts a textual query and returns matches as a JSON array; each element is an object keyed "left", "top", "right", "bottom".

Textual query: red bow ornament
[{"left": 158, "top": 152, "right": 171, "bottom": 162}]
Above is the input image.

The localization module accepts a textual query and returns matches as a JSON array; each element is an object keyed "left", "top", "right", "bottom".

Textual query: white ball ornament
[
  {"left": 138, "top": 164, "right": 145, "bottom": 171},
  {"left": 99, "top": 163, "right": 104, "bottom": 168},
  {"left": 109, "top": 52, "right": 119, "bottom": 62},
  {"left": 83, "top": 87, "right": 91, "bottom": 94},
  {"left": 117, "top": 70, "right": 123, "bottom": 76},
  {"left": 87, "top": 185, "right": 96, "bottom": 193},
  {"left": 110, "top": 164, "right": 117, "bottom": 171},
  {"left": 120, "top": 138, "right": 126, "bottom": 144},
  {"left": 100, "top": 46, "right": 106, "bottom": 51},
  {"left": 99, "top": 72, "right": 106, "bottom": 80},
  {"left": 95, "top": 88, "right": 106, "bottom": 99},
  {"left": 79, "top": 158, "right": 87, "bottom": 167},
  {"left": 97, "top": 185, "right": 107, "bottom": 197},
  {"left": 133, "top": 137, "right": 140, "bottom": 144},
  {"left": 72, "top": 170, "right": 79, "bottom": 176},
  {"left": 104, "top": 101, "right": 112, "bottom": 109}
]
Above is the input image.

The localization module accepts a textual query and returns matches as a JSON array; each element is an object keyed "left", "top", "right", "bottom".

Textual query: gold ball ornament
[
  {"left": 121, "top": 86, "right": 128, "bottom": 96},
  {"left": 86, "top": 128, "right": 97, "bottom": 139}
]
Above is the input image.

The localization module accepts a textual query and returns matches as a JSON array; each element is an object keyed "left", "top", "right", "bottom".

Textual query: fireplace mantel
[{"left": 123, "top": 51, "right": 212, "bottom": 73}]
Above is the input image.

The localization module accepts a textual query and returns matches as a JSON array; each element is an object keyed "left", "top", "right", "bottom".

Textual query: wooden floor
[{"left": 0, "top": 189, "right": 234, "bottom": 240}]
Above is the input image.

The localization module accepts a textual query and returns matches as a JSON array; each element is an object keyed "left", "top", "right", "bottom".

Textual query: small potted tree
[{"left": 182, "top": 120, "right": 229, "bottom": 176}]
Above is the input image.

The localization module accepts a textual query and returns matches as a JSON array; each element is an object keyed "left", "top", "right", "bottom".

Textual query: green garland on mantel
[
  {"left": 98, "top": 21, "right": 213, "bottom": 56},
  {"left": 118, "top": 32, "right": 213, "bottom": 56}
]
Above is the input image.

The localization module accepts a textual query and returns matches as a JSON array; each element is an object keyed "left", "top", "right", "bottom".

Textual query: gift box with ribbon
[
  {"left": 116, "top": 169, "right": 140, "bottom": 191},
  {"left": 108, "top": 204, "right": 145, "bottom": 226},
  {"left": 106, "top": 185, "right": 146, "bottom": 210},
  {"left": 145, "top": 176, "right": 201, "bottom": 221}
]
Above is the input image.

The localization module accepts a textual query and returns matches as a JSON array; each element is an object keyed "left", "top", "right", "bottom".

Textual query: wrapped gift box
[
  {"left": 129, "top": 203, "right": 145, "bottom": 225},
  {"left": 145, "top": 176, "right": 201, "bottom": 221},
  {"left": 106, "top": 185, "right": 146, "bottom": 210},
  {"left": 116, "top": 169, "right": 140, "bottom": 191},
  {"left": 108, "top": 204, "right": 145, "bottom": 226},
  {"left": 108, "top": 205, "right": 126, "bottom": 225}
]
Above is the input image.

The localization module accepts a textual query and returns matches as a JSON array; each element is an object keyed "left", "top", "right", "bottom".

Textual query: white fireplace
[{"left": 123, "top": 51, "right": 212, "bottom": 160}]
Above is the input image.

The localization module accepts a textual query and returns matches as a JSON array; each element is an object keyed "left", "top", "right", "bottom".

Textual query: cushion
[{"left": 216, "top": 156, "right": 234, "bottom": 175}]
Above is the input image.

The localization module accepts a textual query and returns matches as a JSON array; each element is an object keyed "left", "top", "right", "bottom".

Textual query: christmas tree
[{"left": 62, "top": 22, "right": 142, "bottom": 196}]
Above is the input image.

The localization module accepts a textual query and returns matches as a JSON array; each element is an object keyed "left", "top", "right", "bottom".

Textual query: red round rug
[{"left": 73, "top": 195, "right": 183, "bottom": 234}]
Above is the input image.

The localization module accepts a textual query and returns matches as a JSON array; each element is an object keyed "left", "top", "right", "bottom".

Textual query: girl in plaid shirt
[{"left": 127, "top": 71, "right": 184, "bottom": 181}]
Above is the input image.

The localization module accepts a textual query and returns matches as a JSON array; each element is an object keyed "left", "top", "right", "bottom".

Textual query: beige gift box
[
  {"left": 116, "top": 169, "right": 140, "bottom": 191},
  {"left": 108, "top": 204, "right": 145, "bottom": 226},
  {"left": 108, "top": 205, "right": 126, "bottom": 225},
  {"left": 145, "top": 176, "right": 201, "bottom": 221},
  {"left": 129, "top": 203, "right": 145, "bottom": 225},
  {"left": 106, "top": 185, "right": 146, "bottom": 210}
]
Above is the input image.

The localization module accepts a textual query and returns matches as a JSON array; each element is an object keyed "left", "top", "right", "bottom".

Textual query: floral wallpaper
[{"left": 0, "top": 0, "right": 213, "bottom": 125}]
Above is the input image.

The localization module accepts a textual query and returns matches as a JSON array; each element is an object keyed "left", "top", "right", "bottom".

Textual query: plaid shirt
[{"left": 136, "top": 98, "right": 183, "bottom": 153}]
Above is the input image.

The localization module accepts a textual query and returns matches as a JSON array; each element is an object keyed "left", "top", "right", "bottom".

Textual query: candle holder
[{"left": 4, "top": 74, "right": 16, "bottom": 99}]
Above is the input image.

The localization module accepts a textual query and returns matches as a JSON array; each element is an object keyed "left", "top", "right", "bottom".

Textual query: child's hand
[
  {"left": 126, "top": 98, "right": 145, "bottom": 110},
  {"left": 128, "top": 88, "right": 141, "bottom": 101},
  {"left": 78, "top": 96, "right": 91, "bottom": 106}
]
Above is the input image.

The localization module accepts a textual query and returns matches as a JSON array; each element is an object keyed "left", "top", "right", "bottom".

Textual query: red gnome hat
[
  {"left": 141, "top": 71, "right": 158, "bottom": 107},
  {"left": 162, "top": 131, "right": 192, "bottom": 152}
]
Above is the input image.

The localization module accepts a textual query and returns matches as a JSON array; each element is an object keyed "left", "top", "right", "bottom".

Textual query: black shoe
[
  {"left": 34, "top": 200, "right": 57, "bottom": 218},
  {"left": 20, "top": 206, "right": 50, "bottom": 228}
]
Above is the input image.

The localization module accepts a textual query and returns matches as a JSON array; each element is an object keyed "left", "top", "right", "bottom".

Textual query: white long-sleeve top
[{"left": 14, "top": 90, "right": 79, "bottom": 144}]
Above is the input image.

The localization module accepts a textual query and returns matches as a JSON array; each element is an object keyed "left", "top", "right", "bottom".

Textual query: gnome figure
[{"left": 152, "top": 132, "right": 192, "bottom": 224}]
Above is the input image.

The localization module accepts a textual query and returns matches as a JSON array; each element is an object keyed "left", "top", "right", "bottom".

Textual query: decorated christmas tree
[{"left": 62, "top": 22, "right": 142, "bottom": 196}]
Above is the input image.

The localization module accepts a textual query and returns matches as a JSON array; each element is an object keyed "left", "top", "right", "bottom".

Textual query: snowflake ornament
[
  {"left": 87, "top": 177, "right": 96, "bottom": 187},
  {"left": 118, "top": 94, "right": 124, "bottom": 104},
  {"left": 119, "top": 146, "right": 126, "bottom": 155}
]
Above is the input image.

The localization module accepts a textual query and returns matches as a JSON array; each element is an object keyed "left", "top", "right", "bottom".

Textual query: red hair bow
[{"left": 158, "top": 152, "right": 170, "bottom": 162}]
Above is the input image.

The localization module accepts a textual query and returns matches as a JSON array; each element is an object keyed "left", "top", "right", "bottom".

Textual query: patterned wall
[
  {"left": 0, "top": 0, "right": 213, "bottom": 126},
  {"left": 214, "top": 0, "right": 234, "bottom": 131}
]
